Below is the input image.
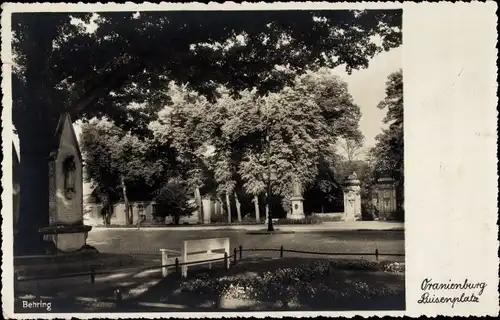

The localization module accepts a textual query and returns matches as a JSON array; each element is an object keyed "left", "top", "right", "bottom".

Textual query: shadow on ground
[{"left": 14, "top": 257, "right": 405, "bottom": 313}]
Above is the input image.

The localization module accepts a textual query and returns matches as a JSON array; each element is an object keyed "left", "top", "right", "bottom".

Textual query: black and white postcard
[{"left": 1, "top": 2, "right": 498, "bottom": 318}]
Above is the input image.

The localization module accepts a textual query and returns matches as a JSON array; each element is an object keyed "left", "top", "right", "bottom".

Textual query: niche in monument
[
  {"left": 38, "top": 113, "right": 93, "bottom": 253},
  {"left": 343, "top": 172, "right": 362, "bottom": 221}
]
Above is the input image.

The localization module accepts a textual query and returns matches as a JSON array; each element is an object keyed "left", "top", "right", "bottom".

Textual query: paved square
[{"left": 87, "top": 228, "right": 404, "bottom": 261}]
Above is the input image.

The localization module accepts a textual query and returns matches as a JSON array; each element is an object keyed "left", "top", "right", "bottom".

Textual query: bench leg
[
  {"left": 160, "top": 250, "right": 169, "bottom": 278},
  {"left": 182, "top": 265, "right": 187, "bottom": 278},
  {"left": 162, "top": 266, "right": 169, "bottom": 278}
]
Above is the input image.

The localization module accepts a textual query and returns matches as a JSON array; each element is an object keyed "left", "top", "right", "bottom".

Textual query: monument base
[
  {"left": 287, "top": 213, "right": 306, "bottom": 220},
  {"left": 342, "top": 215, "right": 362, "bottom": 222},
  {"left": 39, "top": 224, "right": 93, "bottom": 253},
  {"left": 288, "top": 196, "right": 305, "bottom": 220}
]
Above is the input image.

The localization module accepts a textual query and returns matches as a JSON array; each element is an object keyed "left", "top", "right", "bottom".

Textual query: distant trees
[
  {"left": 147, "top": 68, "right": 364, "bottom": 218},
  {"left": 13, "top": 10, "right": 401, "bottom": 253},
  {"left": 80, "top": 118, "right": 163, "bottom": 224},
  {"left": 81, "top": 69, "right": 403, "bottom": 222},
  {"left": 369, "top": 69, "right": 404, "bottom": 219},
  {"left": 153, "top": 178, "right": 197, "bottom": 225}
]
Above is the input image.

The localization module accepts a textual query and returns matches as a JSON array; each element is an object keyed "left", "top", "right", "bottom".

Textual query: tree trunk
[
  {"left": 253, "top": 195, "right": 260, "bottom": 222},
  {"left": 13, "top": 20, "right": 66, "bottom": 255},
  {"left": 120, "top": 176, "right": 131, "bottom": 225},
  {"left": 225, "top": 193, "right": 232, "bottom": 224},
  {"left": 234, "top": 192, "right": 242, "bottom": 222},
  {"left": 15, "top": 126, "right": 52, "bottom": 256},
  {"left": 194, "top": 187, "right": 203, "bottom": 223}
]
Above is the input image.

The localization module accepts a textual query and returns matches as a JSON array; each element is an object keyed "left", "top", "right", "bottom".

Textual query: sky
[{"left": 333, "top": 47, "right": 402, "bottom": 153}]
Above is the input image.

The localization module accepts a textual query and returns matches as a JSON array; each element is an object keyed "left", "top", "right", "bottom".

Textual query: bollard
[
  {"left": 114, "top": 288, "right": 123, "bottom": 307},
  {"left": 175, "top": 258, "right": 180, "bottom": 275},
  {"left": 90, "top": 268, "right": 95, "bottom": 284},
  {"left": 233, "top": 248, "right": 237, "bottom": 265},
  {"left": 224, "top": 252, "right": 229, "bottom": 270},
  {"left": 160, "top": 249, "right": 169, "bottom": 278},
  {"left": 375, "top": 249, "right": 379, "bottom": 261},
  {"left": 14, "top": 273, "right": 19, "bottom": 296},
  {"left": 280, "top": 245, "right": 284, "bottom": 258},
  {"left": 239, "top": 245, "right": 243, "bottom": 260},
  {"left": 35, "top": 283, "right": 41, "bottom": 300}
]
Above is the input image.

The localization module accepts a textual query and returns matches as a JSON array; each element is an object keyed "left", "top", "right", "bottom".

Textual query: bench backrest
[{"left": 182, "top": 237, "right": 230, "bottom": 261}]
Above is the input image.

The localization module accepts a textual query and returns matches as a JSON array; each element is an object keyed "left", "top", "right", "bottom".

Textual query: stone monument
[
  {"left": 202, "top": 198, "right": 212, "bottom": 224},
  {"left": 38, "top": 113, "right": 93, "bottom": 252},
  {"left": 343, "top": 172, "right": 362, "bottom": 221},
  {"left": 287, "top": 180, "right": 305, "bottom": 219},
  {"left": 374, "top": 176, "right": 397, "bottom": 220}
]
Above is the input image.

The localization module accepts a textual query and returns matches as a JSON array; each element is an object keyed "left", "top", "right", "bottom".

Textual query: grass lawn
[{"left": 124, "top": 257, "right": 405, "bottom": 311}]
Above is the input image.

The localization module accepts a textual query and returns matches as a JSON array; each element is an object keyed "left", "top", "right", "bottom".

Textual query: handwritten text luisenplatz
[{"left": 418, "top": 278, "right": 487, "bottom": 308}]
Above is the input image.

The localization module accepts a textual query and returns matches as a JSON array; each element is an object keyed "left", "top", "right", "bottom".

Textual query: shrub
[
  {"left": 177, "top": 259, "right": 405, "bottom": 309},
  {"left": 276, "top": 217, "right": 322, "bottom": 225},
  {"left": 242, "top": 214, "right": 257, "bottom": 223},
  {"left": 210, "top": 213, "right": 226, "bottom": 224},
  {"left": 153, "top": 178, "right": 197, "bottom": 225},
  {"left": 311, "top": 214, "right": 343, "bottom": 222}
]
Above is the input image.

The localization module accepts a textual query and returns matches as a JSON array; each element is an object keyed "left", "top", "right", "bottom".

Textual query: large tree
[
  {"left": 12, "top": 9, "right": 401, "bottom": 254},
  {"left": 80, "top": 119, "right": 164, "bottom": 224},
  {"left": 369, "top": 69, "right": 404, "bottom": 218},
  {"left": 242, "top": 69, "right": 362, "bottom": 207}
]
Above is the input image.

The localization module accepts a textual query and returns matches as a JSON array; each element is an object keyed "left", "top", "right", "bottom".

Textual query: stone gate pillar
[
  {"left": 375, "top": 177, "right": 397, "bottom": 220},
  {"left": 343, "top": 172, "right": 362, "bottom": 221}
]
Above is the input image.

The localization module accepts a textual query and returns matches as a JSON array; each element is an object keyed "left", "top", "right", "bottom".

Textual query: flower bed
[
  {"left": 171, "top": 258, "right": 405, "bottom": 310},
  {"left": 276, "top": 217, "right": 322, "bottom": 225}
]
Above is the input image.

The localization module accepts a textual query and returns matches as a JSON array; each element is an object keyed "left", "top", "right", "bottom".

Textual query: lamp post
[
  {"left": 263, "top": 124, "right": 277, "bottom": 232},
  {"left": 263, "top": 167, "right": 277, "bottom": 232},
  {"left": 259, "top": 97, "right": 277, "bottom": 232}
]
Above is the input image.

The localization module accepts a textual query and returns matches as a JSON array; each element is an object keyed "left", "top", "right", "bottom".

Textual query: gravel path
[{"left": 87, "top": 229, "right": 404, "bottom": 260}]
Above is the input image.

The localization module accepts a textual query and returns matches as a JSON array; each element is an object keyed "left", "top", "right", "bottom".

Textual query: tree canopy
[
  {"left": 369, "top": 69, "right": 403, "bottom": 179},
  {"left": 80, "top": 118, "right": 164, "bottom": 201},
  {"left": 369, "top": 69, "right": 404, "bottom": 218},
  {"left": 11, "top": 9, "right": 402, "bottom": 254},
  {"left": 121, "top": 68, "right": 362, "bottom": 213},
  {"left": 12, "top": 10, "right": 402, "bottom": 136}
]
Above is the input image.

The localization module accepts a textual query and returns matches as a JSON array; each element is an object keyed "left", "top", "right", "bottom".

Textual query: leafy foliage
[
  {"left": 80, "top": 118, "right": 164, "bottom": 205},
  {"left": 369, "top": 69, "right": 404, "bottom": 217},
  {"left": 151, "top": 69, "right": 364, "bottom": 214},
  {"left": 152, "top": 178, "right": 198, "bottom": 224},
  {"left": 369, "top": 70, "right": 403, "bottom": 177},
  {"left": 175, "top": 259, "right": 404, "bottom": 309},
  {"left": 12, "top": 10, "right": 402, "bottom": 136}
]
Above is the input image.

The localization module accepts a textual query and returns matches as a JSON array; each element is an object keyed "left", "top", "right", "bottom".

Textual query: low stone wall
[
  {"left": 164, "top": 213, "right": 199, "bottom": 225},
  {"left": 311, "top": 212, "right": 344, "bottom": 221}
]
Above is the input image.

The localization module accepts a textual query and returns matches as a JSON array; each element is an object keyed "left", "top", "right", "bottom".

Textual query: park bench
[{"left": 160, "top": 237, "right": 231, "bottom": 278}]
